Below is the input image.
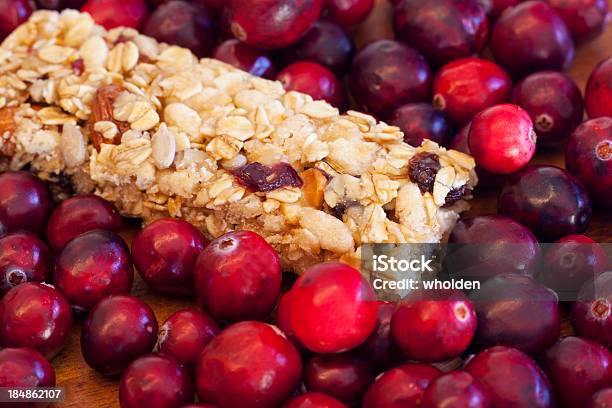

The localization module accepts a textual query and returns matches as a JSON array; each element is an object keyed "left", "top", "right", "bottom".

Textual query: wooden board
[{"left": 52, "top": 1, "right": 612, "bottom": 407}]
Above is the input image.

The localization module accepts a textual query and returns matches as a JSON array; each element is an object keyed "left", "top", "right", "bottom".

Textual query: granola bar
[{"left": 0, "top": 10, "right": 477, "bottom": 272}]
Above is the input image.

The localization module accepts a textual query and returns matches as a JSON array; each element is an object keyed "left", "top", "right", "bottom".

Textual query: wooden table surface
[{"left": 52, "top": 1, "right": 612, "bottom": 407}]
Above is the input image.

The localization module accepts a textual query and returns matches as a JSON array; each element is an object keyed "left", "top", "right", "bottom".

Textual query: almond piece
[
  {"left": 301, "top": 168, "right": 328, "bottom": 208},
  {"left": 90, "top": 84, "right": 131, "bottom": 151},
  {"left": 0, "top": 107, "right": 18, "bottom": 157}
]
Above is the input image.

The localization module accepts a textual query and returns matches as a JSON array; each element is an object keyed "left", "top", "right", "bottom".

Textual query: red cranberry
[
  {"left": 433, "top": 57, "right": 512, "bottom": 127},
  {"left": 0, "top": 232, "right": 52, "bottom": 296},
  {"left": 196, "top": 321, "right": 302, "bottom": 408},
  {"left": 325, "top": 0, "right": 374, "bottom": 26},
  {"left": 348, "top": 40, "right": 432, "bottom": 118},
  {"left": 0, "top": 216, "right": 6, "bottom": 238},
  {"left": 388, "top": 103, "right": 453, "bottom": 147},
  {"left": 566, "top": 117, "right": 612, "bottom": 207},
  {"left": 548, "top": 0, "right": 610, "bottom": 40},
  {"left": 192, "top": 0, "right": 223, "bottom": 13},
  {"left": 277, "top": 62, "right": 346, "bottom": 109},
  {"left": 0, "top": 0, "right": 34, "bottom": 40},
  {"left": 0, "top": 171, "right": 51, "bottom": 236},
  {"left": 274, "top": 291, "right": 305, "bottom": 349},
  {"left": 468, "top": 104, "right": 536, "bottom": 174},
  {"left": 132, "top": 218, "right": 207, "bottom": 297},
  {"left": 81, "top": 0, "right": 148, "bottom": 29},
  {"left": 235, "top": 162, "right": 303, "bottom": 193},
  {"left": 391, "top": 289, "right": 477, "bottom": 363},
  {"left": 588, "top": 388, "right": 612, "bottom": 408},
  {"left": 156, "top": 308, "right": 220, "bottom": 367},
  {"left": 542, "top": 336, "right": 612, "bottom": 408},
  {"left": 358, "top": 301, "right": 401, "bottom": 372},
  {"left": 498, "top": 165, "right": 592, "bottom": 241},
  {"left": 213, "top": 39, "right": 275, "bottom": 79},
  {"left": 478, "top": 0, "right": 522, "bottom": 19},
  {"left": 194, "top": 231, "right": 281, "bottom": 323},
  {"left": 180, "top": 405, "right": 218, "bottom": 408},
  {"left": 36, "top": 0, "right": 86, "bottom": 9},
  {"left": 0, "top": 283, "right": 72, "bottom": 359},
  {"left": 511, "top": 71, "right": 584, "bottom": 147},
  {"left": 0, "top": 348, "right": 55, "bottom": 393},
  {"left": 304, "top": 354, "right": 374, "bottom": 405},
  {"left": 81, "top": 295, "right": 158, "bottom": 375},
  {"left": 143, "top": 1, "right": 216, "bottom": 58},
  {"left": 120, "top": 354, "right": 194, "bottom": 408},
  {"left": 491, "top": 1, "right": 574, "bottom": 77},
  {"left": 465, "top": 346, "right": 554, "bottom": 408},
  {"left": 422, "top": 371, "right": 491, "bottom": 408},
  {"left": 362, "top": 363, "right": 442, "bottom": 408},
  {"left": 282, "top": 392, "right": 347, "bottom": 408},
  {"left": 447, "top": 215, "right": 541, "bottom": 279},
  {"left": 227, "top": 0, "right": 324, "bottom": 49},
  {"left": 470, "top": 274, "right": 560, "bottom": 354},
  {"left": 572, "top": 271, "right": 612, "bottom": 349},
  {"left": 585, "top": 57, "right": 612, "bottom": 119},
  {"left": 47, "top": 195, "right": 122, "bottom": 251},
  {"left": 394, "top": 0, "right": 489, "bottom": 67},
  {"left": 55, "top": 230, "right": 133, "bottom": 312},
  {"left": 289, "top": 263, "right": 378, "bottom": 353}
]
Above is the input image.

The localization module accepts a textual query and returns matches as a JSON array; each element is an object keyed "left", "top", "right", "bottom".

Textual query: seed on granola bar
[
  {"left": 235, "top": 162, "right": 303, "bottom": 192},
  {"left": 409, "top": 152, "right": 441, "bottom": 194}
]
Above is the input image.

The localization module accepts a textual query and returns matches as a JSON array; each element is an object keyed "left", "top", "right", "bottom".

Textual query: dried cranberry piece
[
  {"left": 445, "top": 185, "right": 471, "bottom": 206},
  {"left": 71, "top": 58, "right": 84, "bottom": 75},
  {"left": 408, "top": 152, "right": 441, "bottom": 193},
  {"left": 235, "top": 162, "right": 303, "bottom": 192}
]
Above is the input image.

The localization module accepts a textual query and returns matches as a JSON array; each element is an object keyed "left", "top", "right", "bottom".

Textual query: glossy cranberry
[
  {"left": 195, "top": 231, "right": 281, "bottom": 323},
  {"left": 572, "top": 271, "right": 612, "bottom": 349},
  {"left": 348, "top": 40, "right": 432, "bottom": 118},
  {"left": 447, "top": 215, "right": 541, "bottom": 279},
  {"left": 585, "top": 57, "right": 612, "bottom": 119},
  {"left": 498, "top": 165, "right": 592, "bottom": 241},
  {"left": 362, "top": 363, "right": 442, "bottom": 408},
  {"left": 478, "top": 0, "right": 522, "bottom": 18},
  {"left": 566, "top": 117, "right": 612, "bottom": 207},
  {"left": 422, "top": 371, "right": 491, "bottom": 408},
  {"left": 0, "top": 0, "right": 34, "bottom": 40},
  {"left": 289, "top": 263, "right": 378, "bottom": 353},
  {"left": 143, "top": 1, "right": 216, "bottom": 58},
  {"left": 81, "top": 0, "right": 148, "bottom": 29},
  {"left": 55, "top": 230, "right": 133, "bottom": 312},
  {"left": 548, "top": 0, "right": 610, "bottom": 40},
  {"left": 491, "top": 1, "right": 574, "bottom": 77},
  {"left": 0, "top": 216, "right": 7, "bottom": 238},
  {"left": 227, "top": 0, "right": 324, "bottom": 49},
  {"left": 196, "top": 321, "right": 301, "bottom": 408},
  {"left": 277, "top": 62, "right": 346, "bottom": 108},
  {"left": 81, "top": 295, "right": 158, "bottom": 375},
  {"left": 156, "top": 308, "right": 220, "bottom": 367},
  {"left": 235, "top": 162, "right": 303, "bottom": 192},
  {"left": 36, "top": 0, "right": 85, "bottom": 9},
  {"left": 274, "top": 291, "right": 305, "bottom": 349},
  {"left": 588, "top": 388, "right": 612, "bottom": 408},
  {"left": 465, "top": 346, "right": 554, "bottom": 408},
  {"left": 0, "top": 348, "right": 55, "bottom": 401},
  {"left": 213, "top": 39, "right": 275, "bottom": 79},
  {"left": 358, "top": 301, "right": 401, "bottom": 372},
  {"left": 283, "top": 392, "right": 347, "bottom": 408},
  {"left": 388, "top": 103, "right": 453, "bottom": 147},
  {"left": 47, "top": 195, "right": 121, "bottom": 251},
  {"left": 0, "top": 232, "right": 52, "bottom": 296},
  {"left": 120, "top": 354, "right": 194, "bottom": 408},
  {"left": 0, "top": 171, "right": 51, "bottom": 236},
  {"left": 468, "top": 104, "right": 536, "bottom": 174},
  {"left": 132, "top": 218, "right": 207, "bottom": 297},
  {"left": 433, "top": 58, "right": 512, "bottom": 127},
  {"left": 326, "top": 0, "right": 374, "bottom": 26}
]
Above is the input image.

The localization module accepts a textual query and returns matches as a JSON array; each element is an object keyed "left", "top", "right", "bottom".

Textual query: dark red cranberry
[
  {"left": 491, "top": 1, "right": 574, "bottom": 77},
  {"left": 542, "top": 336, "right": 612, "bottom": 408},
  {"left": 277, "top": 62, "right": 346, "bottom": 109},
  {"left": 388, "top": 103, "right": 453, "bottom": 147},
  {"left": 156, "top": 308, "right": 220, "bottom": 367},
  {"left": 465, "top": 346, "right": 554, "bottom": 408},
  {"left": 304, "top": 354, "right": 374, "bottom": 405},
  {"left": 478, "top": 0, "right": 522, "bottom": 19},
  {"left": 36, "top": 0, "right": 86, "bottom": 9},
  {"left": 213, "top": 39, "right": 276, "bottom": 79},
  {"left": 132, "top": 218, "right": 207, "bottom": 297},
  {"left": 585, "top": 57, "right": 612, "bottom": 118},
  {"left": 498, "top": 165, "right": 592, "bottom": 241},
  {"left": 0, "top": 348, "right": 55, "bottom": 393},
  {"left": 394, "top": 0, "right": 489, "bottom": 67},
  {"left": 566, "top": 117, "right": 612, "bottom": 207},
  {"left": 81, "top": 295, "right": 158, "bottom": 376},
  {"left": 572, "top": 271, "right": 612, "bottom": 349},
  {"left": 47, "top": 195, "right": 122, "bottom": 251},
  {"left": 227, "top": 0, "right": 324, "bottom": 49},
  {"left": 0, "top": 0, "right": 34, "bottom": 40},
  {"left": 0, "top": 171, "right": 51, "bottom": 236},
  {"left": 192, "top": 0, "right": 223, "bottom": 13},
  {"left": 288, "top": 263, "right": 378, "bottom": 353},
  {"left": 447, "top": 215, "right": 541, "bottom": 279},
  {"left": 422, "top": 371, "right": 491, "bottom": 408},
  {"left": 0, "top": 232, "right": 52, "bottom": 296},
  {"left": 0, "top": 216, "right": 7, "bottom": 238},
  {"left": 391, "top": 289, "right": 477, "bottom": 362},
  {"left": 470, "top": 274, "right": 560, "bottom": 354},
  {"left": 362, "top": 363, "right": 442, "bottom": 408},
  {"left": 358, "top": 301, "right": 401, "bottom": 372},
  {"left": 282, "top": 392, "right": 347, "bottom": 408},
  {"left": 81, "top": 0, "right": 148, "bottom": 29},
  {"left": 196, "top": 321, "right": 302, "bottom": 408},
  {"left": 120, "top": 354, "right": 195, "bottom": 408},
  {"left": 55, "top": 230, "right": 133, "bottom": 312},
  {"left": 0, "top": 283, "right": 72, "bottom": 360},
  {"left": 275, "top": 20, "right": 354, "bottom": 74},
  {"left": 325, "top": 0, "right": 374, "bottom": 26},
  {"left": 235, "top": 162, "right": 303, "bottom": 192},
  {"left": 588, "top": 388, "right": 612, "bottom": 408},
  {"left": 194, "top": 231, "right": 281, "bottom": 323},
  {"left": 179, "top": 405, "right": 218, "bottom": 408},
  {"left": 348, "top": 40, "right": 432, "bottom": 118},
  {"left": 468, "top": 104, "right": 537, "bottom": 174},
  {"left": 548, "top": 0, "right": 610, "bottom": 40},
  {"left": 143, "top": 0, "right": 216, "bottom": 58},
  {"left": 433, "top": 57, "right": 512, "bottom": 127}
]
